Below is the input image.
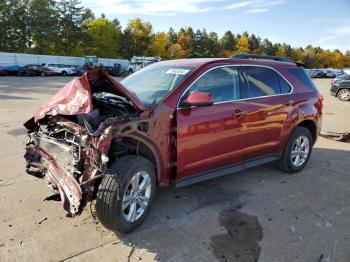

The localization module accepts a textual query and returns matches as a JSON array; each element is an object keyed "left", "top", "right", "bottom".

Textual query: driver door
[{"left": 176, "top": 66, "right": 248, "bottom": 182}]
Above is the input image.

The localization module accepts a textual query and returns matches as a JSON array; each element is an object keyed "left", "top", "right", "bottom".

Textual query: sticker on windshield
[{"left": 165, "top": 69, "right": 190, "bottom": 75}]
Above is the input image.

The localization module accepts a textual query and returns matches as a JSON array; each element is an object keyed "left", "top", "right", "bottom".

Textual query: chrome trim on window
[{"left": 176, "top": 64, "right": 294, "bottom": 109}]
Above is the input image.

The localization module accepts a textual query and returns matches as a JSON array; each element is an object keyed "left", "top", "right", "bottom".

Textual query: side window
[
  {"left": 279, "top": 75, "right": 292, "bottom": 93},
  {"left": 287, "top": 68, "right": 317, "bottom": 91},
  {"left": 184, "top": 66, "right": 240, "bottom": 103},
  {"left": 241, "top": 66, "right": 281, "bottom": 98}
]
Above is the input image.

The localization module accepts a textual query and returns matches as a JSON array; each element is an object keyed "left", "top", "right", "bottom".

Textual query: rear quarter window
[
  {"left": 240, "top": 66, "right": 291, "bottom": 98},
  {"left": 287, "top": 68, "right": 318, "bottom": 91}
]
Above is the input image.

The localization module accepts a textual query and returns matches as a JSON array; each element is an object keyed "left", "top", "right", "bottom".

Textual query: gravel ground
[{"left": 0, "top": 76, "right": 349, "bottom": 262}]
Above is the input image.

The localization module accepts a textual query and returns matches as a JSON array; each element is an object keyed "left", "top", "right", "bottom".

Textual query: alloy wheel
[
  {"left": 122, "top": 170, "right": 152, "bottom": 223},
  {"left": 338, "top": 89, "right": 350, "bottom": 101},
  {"left": 291, "top": 135, "right": 310, "bottom": 167}
]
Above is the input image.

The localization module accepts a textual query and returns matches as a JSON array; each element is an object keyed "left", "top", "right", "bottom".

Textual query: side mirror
[{"left": 181, "top": 91, "right": 214, "bottom": 107}]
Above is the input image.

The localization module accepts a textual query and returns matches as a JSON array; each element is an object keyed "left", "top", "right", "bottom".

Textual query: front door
[{"left": 176, "top": 66, "right": 248, "bottom": 181}]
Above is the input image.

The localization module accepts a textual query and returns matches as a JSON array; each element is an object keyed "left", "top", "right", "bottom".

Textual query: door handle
[{"left": 232, "top": 109, "right": 243, "bottom": 118}]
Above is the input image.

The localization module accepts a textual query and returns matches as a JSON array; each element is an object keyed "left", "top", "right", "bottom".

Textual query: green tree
[
  {"left": 149, "top": 32, "right": 169, "bottom": 58},
  {"left": 193, "top": 29, "right": 204, "bottom": 57},
  {"left": 260, "top": 38, "right": 275, "bottom": 55},
  {"left": 0, "top": 0, "right": 30, "bottom": 52},
  {"left": 29, "top": 0, "right": 58, "bottom": 54},
  {"left": 167, "top": 27, "right": 177, "bottom": 46},
  {"left": 248, "top": 34, "right": 261, "bottom": 53},
  {"left": 207, "top": 32, "right": 220, "bottom": 57},
  {"left": 275, "top": 43, "right": 292, "bottom": 58},
  {"left": 220, "top": 31, "right": 236, "bottom": 55},
  {"left": 176, "top": 27, "right": 194, "bottom": 58},
  {"left": 83, "top": 16, "right": 122, "bottom": 58},
  {"left": 56, "top": 0, "right": 85, "bottom": 55},
  {"left": 125, "top": 18, "right": 153, "bottom": 56}
]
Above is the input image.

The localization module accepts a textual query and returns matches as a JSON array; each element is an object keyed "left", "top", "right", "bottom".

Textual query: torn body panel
[
  {"left": 25, "top": 144, "right": 82, "bottom": 214},
  {"left": 34, "top": 68, "right": 145, "bottom": 122},
  {"left": 24, "top": 69, "right": 175, "bottom": 215}
]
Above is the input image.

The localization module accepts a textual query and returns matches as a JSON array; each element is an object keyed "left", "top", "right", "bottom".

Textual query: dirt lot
[{"left": 0, "top": 76, "right": 349, "bottom": 262}]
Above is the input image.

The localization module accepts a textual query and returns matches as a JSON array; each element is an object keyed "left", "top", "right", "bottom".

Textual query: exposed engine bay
[{"left": 24, "top": 68, "right": 144, "bottom": 214}]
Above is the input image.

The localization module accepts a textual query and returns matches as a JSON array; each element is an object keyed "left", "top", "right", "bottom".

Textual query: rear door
[
  {"left": 176, "top": 66, "right": 248, "bottom": 180},
  {"left": 240, "top": 66, "right": 293, "bottom": 160}
]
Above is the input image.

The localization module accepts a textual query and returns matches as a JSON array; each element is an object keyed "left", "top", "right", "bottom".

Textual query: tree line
[{"left": 1, "top": 0, "right": 350, "bottom": 68}]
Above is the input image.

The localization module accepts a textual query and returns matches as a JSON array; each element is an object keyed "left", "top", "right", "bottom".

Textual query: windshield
[{"left": 121, "top": 65, "right": 193, "bottom": 107}]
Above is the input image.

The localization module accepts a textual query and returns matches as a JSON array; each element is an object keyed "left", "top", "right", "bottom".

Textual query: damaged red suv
[{"left": 24, "top": 54, "right": 323, "bottom": 233}]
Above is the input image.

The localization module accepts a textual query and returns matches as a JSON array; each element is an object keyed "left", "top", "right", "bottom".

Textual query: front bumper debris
[{"left": 25, "top": 144, "right": 83, "bottom": 214}]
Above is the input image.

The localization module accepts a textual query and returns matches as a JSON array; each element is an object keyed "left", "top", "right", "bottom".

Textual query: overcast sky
[{"left": 80, "top": 0, "right": 350, "bottom": 52}]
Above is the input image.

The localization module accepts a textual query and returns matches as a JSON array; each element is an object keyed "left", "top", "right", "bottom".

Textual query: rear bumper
[{"left": 25, "top": 144, "right": 83, "bottom": 214}]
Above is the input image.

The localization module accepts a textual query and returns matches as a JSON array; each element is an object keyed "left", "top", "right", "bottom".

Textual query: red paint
[
  {"left": 185, "top": 91, "right": 214, "bottom": 106},
  {"left": 35, "top": 68, "right": 144, "bottom": 122},
  {"left": 24, "top": 58, "right": 322, "bottom": 215}
]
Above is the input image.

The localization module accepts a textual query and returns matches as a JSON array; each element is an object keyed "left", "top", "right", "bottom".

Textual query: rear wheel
[
  {"left": 96, "top": 155, "right": 156, "bottom": 234},
  {"left": 337, "top": 88, "right": 350, "bottom": 101},
  {"left": 41, "top": 72, "right": 46, "bottom": 77},
  {"left": 278, "top": 127, "right": 313, "bottom": 173}
]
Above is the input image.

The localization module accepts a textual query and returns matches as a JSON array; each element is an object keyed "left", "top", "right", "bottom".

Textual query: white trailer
[{"left": 0, "top": 52, "right": 129, "bottom": 69}]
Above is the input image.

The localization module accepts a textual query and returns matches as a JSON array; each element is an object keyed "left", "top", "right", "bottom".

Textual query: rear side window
[
  {"left": 287, "top": 68, "right": 317, "bottom": 91},
  {"left": 241, "top": 66, "right": 290, "bottom": 98}
]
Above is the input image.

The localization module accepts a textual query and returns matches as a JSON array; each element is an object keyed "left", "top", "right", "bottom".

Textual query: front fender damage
[
  {"left": 23, "top": 68, "right": 173, "bottom": 216},
  {"left": 25, "top": 144, "right": 82, "bottom": 214}
]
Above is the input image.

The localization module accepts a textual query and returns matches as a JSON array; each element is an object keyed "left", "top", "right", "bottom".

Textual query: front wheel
[
  {"left": 337, "top": 88, "right": 350, "bottom": 101},
  {"left": 96, "top": 155, "right": 156, "bottom": 234},
  {"left": 277, "top": 127, "right": 313, "bottom": 173}
]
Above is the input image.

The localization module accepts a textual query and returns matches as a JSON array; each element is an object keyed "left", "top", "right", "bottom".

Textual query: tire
[
  {"left": 277, "top": 126, "right": 313, "bottom": 173},
  {"left": 62, "top": 71, "right": 67, "bottom": 76},
  {"left": 41, "top": 72, "right": 46, "bottom": 77},
  {"left": 96, "top": 155, "right": 156, "bottom": 234},
  {"left": 337, "top": 88, "right": 350, "bottom": 101}
]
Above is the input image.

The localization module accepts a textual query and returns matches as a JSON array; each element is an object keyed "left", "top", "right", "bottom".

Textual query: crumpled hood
[{"left": 34, "top": 68, "right": 145, "bottom": 122}]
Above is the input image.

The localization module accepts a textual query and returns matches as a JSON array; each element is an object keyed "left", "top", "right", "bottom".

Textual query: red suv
[{"left": 24, "top": 54, "right": 323, "bottom": 233}]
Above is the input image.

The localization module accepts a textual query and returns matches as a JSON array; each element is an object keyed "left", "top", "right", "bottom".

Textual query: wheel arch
[
  {"left": 296, "top": 119, "right": 317, "bottom": 144},
  {"left": 108, "top": 135, "right": 163, "bottom": 186},
  {"left": 336, "top": 86, "right": 350, "bottom": 96}
]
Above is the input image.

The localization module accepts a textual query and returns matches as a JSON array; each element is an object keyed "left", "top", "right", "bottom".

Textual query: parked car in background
[
  {"left": 65, "top": 65, "right": 84, "bottom": 76},
  {"left": 331, "top": 74, "right": 350, "bottom": 85},
  {"left": 0, "top": 68, "right": 8, "bottom": 76},
  {"left": 334, "top": 69, "right": 345, "bottom": 76},
  {"left": 308, "top": 69, "right": 325, "bottom": 78},
  {"left": 41, "top": 63, "right": 75, "bottom": 76},
  {"left": 103, "top": 63, "right": 122, "bottom": 76},
  {"left": 0, "top": 65, "right": 20, "bottom": 76},
  {"left": 325, "top": 70, "right": 336, "bottom": 78},
  {"left": 17, "top": 64, "right": 42, "bottom": 76},
  {"left": 37, "top": 66, "right": 58, "bottom": 76},
  {"left": 24, "top": 54, "right": 323, "bottom": 234},
  {"left": 330, "top": 79, "right": 350, "bottom": 101}
]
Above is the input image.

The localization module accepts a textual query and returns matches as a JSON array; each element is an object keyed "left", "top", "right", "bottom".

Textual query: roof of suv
[{"left": 155, "top": 57, "right": 297, "bottom": 69}]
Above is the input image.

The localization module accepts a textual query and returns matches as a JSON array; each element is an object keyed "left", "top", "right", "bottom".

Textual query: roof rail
[{"left": 232, "top": 54, "right": 293, "bottom": 63}]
